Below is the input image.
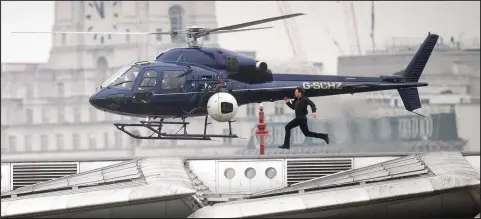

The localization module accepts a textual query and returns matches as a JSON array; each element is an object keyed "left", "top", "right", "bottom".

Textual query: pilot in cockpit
[
  {"left": 126, "top": 72, "right": 134, "bottom": 81},
  {"left": 120, "top": 70, "right": 138, "bottom": 88},
  {"left": 163, "top": 74, "right": 171, "bottom": 89}
]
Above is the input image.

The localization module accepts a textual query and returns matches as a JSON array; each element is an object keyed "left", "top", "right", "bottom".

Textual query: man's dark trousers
[{"left": 283, "top": 116, "right": 327, "bottom": 148}]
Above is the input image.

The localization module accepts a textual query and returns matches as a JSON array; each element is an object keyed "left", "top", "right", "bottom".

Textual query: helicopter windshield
[{"left": 101, "top": 65, "right": 140, "bottom": 90}]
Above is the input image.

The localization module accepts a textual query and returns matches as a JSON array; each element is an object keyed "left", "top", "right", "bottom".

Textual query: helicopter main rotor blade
[
  {"left": 205, "top": 13, "right": 304, "bottom": 34},
  {"left": 11, "top": 31, "right": 174, "bottom": 35},
  {"left": 210, "top": 27, "right": 273, "bottom": 35}
]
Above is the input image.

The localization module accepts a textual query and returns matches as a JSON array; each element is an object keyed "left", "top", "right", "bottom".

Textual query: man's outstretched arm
[
  {"left": 306, "top": 98, "right": 317, "bottom": 113},
  {"left": 285, "top": 97, "right": 295, "bottom": 110}
]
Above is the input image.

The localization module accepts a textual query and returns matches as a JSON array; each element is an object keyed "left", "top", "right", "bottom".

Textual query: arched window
[
  {"left": 169, "top": 5, "right": 185, "bottom": 43},
  {"left": 25, "top": 108, "right": 33, "bottom": 124},
  {"left": 96, "top": 56, "right": 109, "bottom": 81},
  {"left": 57, "top": 82, "right": 64, "bottom": 97}
]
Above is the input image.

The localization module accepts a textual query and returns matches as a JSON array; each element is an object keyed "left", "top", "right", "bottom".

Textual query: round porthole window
[
  {"left": 224, "top": 168, "right": 235, "bottom": 179},
  {"left": 265, "top": 167, "right": 277, "bottom": 179},
  {"left": 245, "top": 167, "right": 256, "bottom": 179}
]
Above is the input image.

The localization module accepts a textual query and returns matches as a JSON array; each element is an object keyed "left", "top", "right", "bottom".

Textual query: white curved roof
[
  {"left": 1, "top": 157, "right": 195, "bottom": 217},
  {"left": 188, "top": 152, "right": 480, "bottom": 218},
  {"left": 190, "top": 174, "right": 479, "bottom": 218}
]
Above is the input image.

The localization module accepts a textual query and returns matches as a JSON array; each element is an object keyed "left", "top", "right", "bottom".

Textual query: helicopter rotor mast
[
  {"left": 183, "top": 26, "right": 277, "bottom": 47},
  {"left": 12, "top": 13, "right": 305, "bottom": 48}
]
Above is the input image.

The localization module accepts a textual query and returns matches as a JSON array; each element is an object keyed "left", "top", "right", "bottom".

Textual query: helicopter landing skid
[{"left": 113, "top": 116, "right": 238, "bottom": 140}]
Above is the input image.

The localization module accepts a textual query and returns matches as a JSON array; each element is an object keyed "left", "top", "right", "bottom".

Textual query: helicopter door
[
  {"left": 160, "top": 67, "right": 188, "bottom": 94},
  {"left": 132, "top": 68, "right": 159, "bottom": 102},
  {"left": 157, "top": 67, "right": 189, "bottom": 115}
]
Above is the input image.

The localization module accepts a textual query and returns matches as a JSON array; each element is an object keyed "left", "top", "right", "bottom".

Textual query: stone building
[{"left": 1, "top": 1, "right": 320, "bottom": 160}]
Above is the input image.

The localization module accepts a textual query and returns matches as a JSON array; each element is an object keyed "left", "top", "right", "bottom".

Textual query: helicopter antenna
[
  {"left": 12, "top": 13, "right": 305, "bottom": 48},
  {"left": 155, "top": 43, "right": 165, "bottom": 59}
]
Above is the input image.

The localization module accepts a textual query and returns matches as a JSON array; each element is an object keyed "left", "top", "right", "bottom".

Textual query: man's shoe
[
  {"left": 325, "top": 134, "right": 330, "bottom": 145},
  {"left": 278, "top": 145, "right": 290, "bottom": 149}
]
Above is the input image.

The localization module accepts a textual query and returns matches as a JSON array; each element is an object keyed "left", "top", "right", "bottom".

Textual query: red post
[{"left": 254, "top": 104, "right": 270, "bottom": 155}]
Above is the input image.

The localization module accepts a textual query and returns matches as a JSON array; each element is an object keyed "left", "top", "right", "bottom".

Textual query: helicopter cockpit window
[
  {"left": 101, "top": 65, "right": 130, "bottom": 88},
  {"left": 104, "top": 66, "right": 140, "bottom": 90},
  {"left": 137, "top": 70, "right": 158, "bottom": 90},
  {"left": 162, "top": 70, "right": 186, "bottom": 91}
]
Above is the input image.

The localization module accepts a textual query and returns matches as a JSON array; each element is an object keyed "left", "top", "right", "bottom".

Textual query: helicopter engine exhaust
[
  {"left": 256, "top": 61, "right": 268, "bottom": 72},
  {"left": 207, "top": 92, "right": 239, "bottom": 122}
]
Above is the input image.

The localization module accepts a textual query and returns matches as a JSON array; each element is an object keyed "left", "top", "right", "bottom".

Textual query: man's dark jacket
[{"left": 286, "top": 97, "right": 317, "bottom": 118}]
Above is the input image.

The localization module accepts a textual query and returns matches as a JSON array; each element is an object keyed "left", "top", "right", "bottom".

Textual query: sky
[{"left": 1, "top": 1, "right": 480, "bottom": 73}]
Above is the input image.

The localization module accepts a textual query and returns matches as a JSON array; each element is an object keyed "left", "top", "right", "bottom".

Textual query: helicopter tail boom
[{"left": 250, "top": 33, "right": 438, "bottom": 115}]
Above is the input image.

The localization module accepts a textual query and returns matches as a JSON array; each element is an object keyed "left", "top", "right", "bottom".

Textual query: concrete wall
[
  {"left": 39, "top": 198, "right": 193, "bottom": 218},
  {"left": 337, "top": 50, "right": 480, "bottom": 97},
  {"left": 455, "top": 104, "right": 480, "bottom": 152},
  {"left": 338, "top": 50, "right": 480, "bottom": 77}
]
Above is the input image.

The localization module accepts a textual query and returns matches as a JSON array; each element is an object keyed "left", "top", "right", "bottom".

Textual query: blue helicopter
[{"left": 17, "top": 13, "right": 439, "bottom": 141}]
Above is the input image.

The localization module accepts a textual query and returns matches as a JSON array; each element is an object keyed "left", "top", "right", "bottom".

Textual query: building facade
[
  {"left": 338, "top": 37, "right": 480, "bottom": 107},
  {"left": 6, "top": 2, "right": 474, "bottom": 160},
  {"left": 1, "top": 1, "right": 326, "bottom": 160},
  {"left": 1, "top": 1, "right": 221, "bottom": 156},
  {"left": 334, "top": 38, "right": 480, "bottom": 152}
]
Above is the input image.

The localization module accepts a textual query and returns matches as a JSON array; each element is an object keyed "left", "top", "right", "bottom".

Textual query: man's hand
[
  {"left": 312, "top": 112, "right": 317, "bottom": 118},
  {"left": 284, "top": 97, "right": 289, "bottom": 103}
]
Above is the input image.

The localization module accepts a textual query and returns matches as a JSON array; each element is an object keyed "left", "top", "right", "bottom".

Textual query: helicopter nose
[
  {"left": 89, "top": 91, "right": 103, "bottom": 110},
  {"left": 89, "top": 93, "right": 97, "bottom": 108}
]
